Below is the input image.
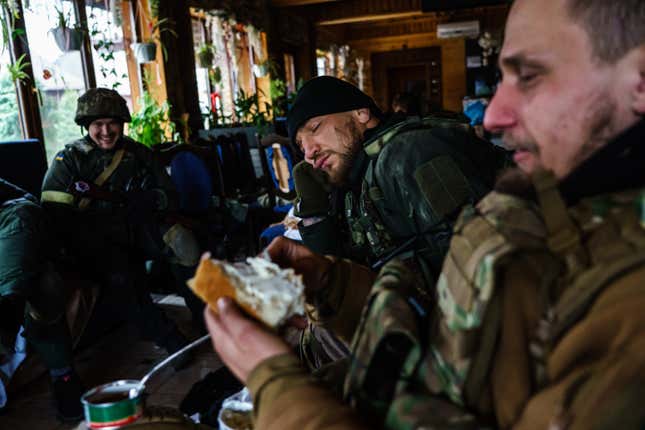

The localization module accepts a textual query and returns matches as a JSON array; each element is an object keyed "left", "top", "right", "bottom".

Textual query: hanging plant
[
  {"left": 50, "top": 6, "right": 84, "bottom": 52},
  {"left": 196, "top": 43, "right": 215, "bottom": 68},
  {"left": 209, "top": 66, "right": 222, "bottom": 86},
  {"left": 131, "top": 18, "right": 177, "bottom": 63}
]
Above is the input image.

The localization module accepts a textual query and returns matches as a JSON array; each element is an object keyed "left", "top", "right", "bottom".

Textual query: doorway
[{"left": 371, "top": 47, "right": 442, "bottom": 115}]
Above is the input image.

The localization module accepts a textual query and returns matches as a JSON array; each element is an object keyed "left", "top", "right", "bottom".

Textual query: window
[
  {"left": 24, "top": 0, "right": 85, "bottom": 163},
  {"left": 87, "top": 2, "right": 132, "bottom": 109},
  {"left": 0, "top": 49, "right": 22, "bottom": 142}
]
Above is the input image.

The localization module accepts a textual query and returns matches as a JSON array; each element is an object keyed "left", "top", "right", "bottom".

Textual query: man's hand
[
  {"left": 205, "top": 297, "right": 292, "bottom": 383},
  {"left": 293, "top": 161, "right": 332, "bottom": 218},
  {"left": 266, "top": 237, "right": 334, "bottom": 300}
]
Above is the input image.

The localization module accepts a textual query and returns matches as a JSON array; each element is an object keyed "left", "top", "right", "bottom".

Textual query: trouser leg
[
  {"left": 101, "top": 261, "right": 180, "bottom": 345},
  {"left": 22, "top": 267, "right": 73, "bottom": 370},
  {"left": 170, "top": 263, "right": 205, "bottom": 332}
]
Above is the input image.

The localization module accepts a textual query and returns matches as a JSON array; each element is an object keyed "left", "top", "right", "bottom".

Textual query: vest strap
[{"left": 78, "top": 148, "right": 125, "bottom": 210}]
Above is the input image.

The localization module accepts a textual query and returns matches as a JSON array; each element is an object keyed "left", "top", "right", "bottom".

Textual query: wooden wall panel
[{"left": 351, "top": 35, "right": 465, "bottom": 111}]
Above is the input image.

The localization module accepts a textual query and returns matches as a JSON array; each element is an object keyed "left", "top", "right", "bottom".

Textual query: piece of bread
[{"left": 187, "top": 257, "right": 305, "bottom": 328}]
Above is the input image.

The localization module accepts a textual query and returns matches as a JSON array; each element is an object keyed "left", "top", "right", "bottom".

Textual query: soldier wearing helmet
[{"left": 39, "top": 88, "right": 202, "bottom": 422}]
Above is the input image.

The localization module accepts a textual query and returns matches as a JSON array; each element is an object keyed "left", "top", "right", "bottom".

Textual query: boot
[{"left": 51, "top": 370, "right": 84, "bottom": 423}]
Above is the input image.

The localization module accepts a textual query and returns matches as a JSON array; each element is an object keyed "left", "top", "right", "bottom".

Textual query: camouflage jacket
[
  {"left": 0, "top": 178, "right": 47, "bottom": 297},
  {"left": 40, "top": 135, "right": 177, "bottom": 250},
  {"left": 299, "top": 116, "right": 505, "bottom": 288},
  {"left": 248, "top": 121, "right": 645, "bottom": 430}
]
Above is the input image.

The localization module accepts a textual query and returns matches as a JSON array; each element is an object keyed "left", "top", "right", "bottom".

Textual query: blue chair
[
  {"left": 170, "top": 151, "right": 214, "bottom": 213},
  {"left": 0, "top": 139, "right": 48, "bottom": 198}
]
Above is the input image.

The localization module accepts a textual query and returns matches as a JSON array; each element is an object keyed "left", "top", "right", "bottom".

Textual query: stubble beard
[{"left": 327, "top": 119, "right": 364, "bottom": 186}]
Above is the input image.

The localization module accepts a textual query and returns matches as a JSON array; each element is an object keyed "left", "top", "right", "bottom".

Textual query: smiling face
[
  {"left": 484, "top": 0, "right": 645, "bottom": 178},
  {"left": 295, "top": 109, "right": 373, "bottom": 185},
  {"left": 88, "top": 118, "right": 123, "bottom": 150}
]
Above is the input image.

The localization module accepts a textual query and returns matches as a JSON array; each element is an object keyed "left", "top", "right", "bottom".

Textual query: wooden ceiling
[{"left": 271, "top": 0, "right": 343, "bottom": 6}]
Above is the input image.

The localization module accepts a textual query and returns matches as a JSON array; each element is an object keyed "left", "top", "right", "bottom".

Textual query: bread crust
[{"left": 188, "top": 258, "right": 263, "bottom": 322}]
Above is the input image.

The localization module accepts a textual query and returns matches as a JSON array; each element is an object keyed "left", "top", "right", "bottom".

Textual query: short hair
[{"left": 565, "top": 0, "right": 645, "bottom": 63}]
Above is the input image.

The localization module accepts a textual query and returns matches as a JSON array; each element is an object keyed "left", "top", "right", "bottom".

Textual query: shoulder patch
[
  {"left": 414, "top": 155, "right": 473, "bottom": 219},
  {"left": 54, "top": 152, "right": 65, "bottom": 161}
]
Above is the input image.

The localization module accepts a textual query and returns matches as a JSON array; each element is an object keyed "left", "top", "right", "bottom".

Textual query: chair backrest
[
  {"left": 0, "top": 139, "right": 47, "bottom": 198},
  {"left": 265, "top": 144, "right": 295, "bottom": 193},
  {"left": 170, "top": 151, "right": 214, "bottom": 213}
]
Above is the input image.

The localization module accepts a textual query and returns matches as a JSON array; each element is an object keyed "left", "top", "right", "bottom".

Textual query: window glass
[
  {"left": 0, "top": 49, "right": 22, "bottom": 141},
  {"left": 87, "top": 2, "right": 132, "bottom": 109},
  {"left": 24, "top": 0, "right": 85, "bottom": 164}
]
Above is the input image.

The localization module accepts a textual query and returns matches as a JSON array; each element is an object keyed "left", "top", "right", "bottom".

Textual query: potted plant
[
  {"left": 128, "top": 89, "right": 177, "bottom": 147},
  {"left": 50, "top": 6, "right": 83, "bottom": 52},
  {"left": 131, "top": 18, "right": 176, "bottom": 63},
  {"left": 196, "top": 43, "right": 215, "bottom": 68},
  {"left": 209, "top": 66, "right": 222, "bottom": 87}
]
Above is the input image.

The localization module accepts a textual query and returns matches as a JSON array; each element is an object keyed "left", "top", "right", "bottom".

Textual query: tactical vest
[
  {"left": 343, "top": 171, "right": 645, "bottom": 428},
  {"left": 343, "top": 116, "right": 475, "bottom": 276}
]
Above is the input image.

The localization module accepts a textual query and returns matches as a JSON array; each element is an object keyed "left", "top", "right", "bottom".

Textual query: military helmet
[{"left": 74, "top": 88, "right": 131, "bottom": 126}]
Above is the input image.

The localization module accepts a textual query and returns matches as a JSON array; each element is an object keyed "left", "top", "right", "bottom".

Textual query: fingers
[
  {"left": 215, "top": 297, "right": 262, "bottom": 341},
  {"left": 266, "top": 236, "right": 302, "bottom": 268}
]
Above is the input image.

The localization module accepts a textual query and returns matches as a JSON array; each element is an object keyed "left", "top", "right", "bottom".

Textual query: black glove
[{"left": 292, "top": 161, "right": 332, "bottom": 218}]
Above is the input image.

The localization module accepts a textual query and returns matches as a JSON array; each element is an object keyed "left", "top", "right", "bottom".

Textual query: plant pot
[
  {"left": 197, "top": 50, "right": 214, "bottom": 68},
  {"left": 51, "top": 27, "right": 83, "bottom": 52},
  {"left": 131, "top": 42, "right": 157, "bottom": 63}
]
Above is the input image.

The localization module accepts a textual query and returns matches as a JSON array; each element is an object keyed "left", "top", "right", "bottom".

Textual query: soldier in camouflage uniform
[
  {"left": 201, "top": 0, "right": 645, "bottom": 429},
  {"left": 39, "top": 88, "right": 200, "bottom": 421},
  {"left": 0, "top": 178, "right": 81, "bottom": 419},
  {"left": 288, "top": 76, "right": 506, "bottom": 369}
]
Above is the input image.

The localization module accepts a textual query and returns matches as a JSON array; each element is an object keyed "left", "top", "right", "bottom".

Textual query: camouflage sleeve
[
  {"left": 247, "top": 353, "right": 369, "bottom": 430},
  {"left": 41, "top": 148, "right": 78, "bottom": 207},
  {"left": 308, "top": 257, "right": 375, "bottom": 342}
]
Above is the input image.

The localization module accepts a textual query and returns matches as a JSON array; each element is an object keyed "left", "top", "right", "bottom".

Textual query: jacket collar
[
  {"left": 560, "top": 119, "right": 645, "bottom": 205},
  {"left": 345, "top": 115, "right": 408, "bottom": 190}
]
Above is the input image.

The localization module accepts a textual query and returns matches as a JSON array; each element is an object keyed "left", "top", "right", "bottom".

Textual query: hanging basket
[
  {"left": 131, "top": 43, "right": 157, "bottom": 63},
  {"left": 197, "top": 49, "right": 214, "bottom": 68},
  {"left": 51, "top": 27, "right": 83, "bottom": 52}
]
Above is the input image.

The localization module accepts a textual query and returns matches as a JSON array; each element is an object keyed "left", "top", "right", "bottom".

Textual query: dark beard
[{"left": 328, "top": 118, "right": 364, "bottom": 186}]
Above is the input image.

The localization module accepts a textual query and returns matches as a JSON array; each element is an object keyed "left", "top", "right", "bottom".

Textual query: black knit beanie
[{"left": 287, "top": 76, "right": 382, "bottom": 143}]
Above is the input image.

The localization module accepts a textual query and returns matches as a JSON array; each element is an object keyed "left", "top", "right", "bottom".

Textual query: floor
[{"left": 0, "top": 295, "right": 224, "bottom": 430}]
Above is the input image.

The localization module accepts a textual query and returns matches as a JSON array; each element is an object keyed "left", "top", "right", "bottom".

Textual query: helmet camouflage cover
[{"left": 74, "top": 88, "right": 131, "bottom": 126}]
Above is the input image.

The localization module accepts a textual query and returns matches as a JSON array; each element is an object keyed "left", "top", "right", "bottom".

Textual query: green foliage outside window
[
  {"left": 0, "top": 70, "right": 21, "bottom": 141},
  {"left": 40, "top": 89, "right": 83, "bottom": 163}
]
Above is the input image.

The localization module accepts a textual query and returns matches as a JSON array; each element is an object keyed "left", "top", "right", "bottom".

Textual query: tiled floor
[{"left": 0, "top": 296, "right": 223, "bottom": 430}]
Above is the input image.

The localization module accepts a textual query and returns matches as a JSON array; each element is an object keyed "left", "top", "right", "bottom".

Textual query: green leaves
[
  {"left": 8, "top": 53, "right": 30, "bottom": 84},
  {"left": 128, "top": 90, "right": 177, "bottom": 147}
]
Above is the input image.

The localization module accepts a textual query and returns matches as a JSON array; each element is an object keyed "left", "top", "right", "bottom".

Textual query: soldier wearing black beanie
[
  {"left": 287, "top": 76, "right": 383, "bottom": 143},
  {"left": 284, "top": 75, "right": 505, "bottom": 373}
]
